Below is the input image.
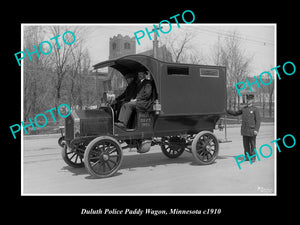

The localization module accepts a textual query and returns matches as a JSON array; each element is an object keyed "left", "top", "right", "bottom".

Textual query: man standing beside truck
[{"left": 227, "top": 93, "right": 261, "bottom": 163}]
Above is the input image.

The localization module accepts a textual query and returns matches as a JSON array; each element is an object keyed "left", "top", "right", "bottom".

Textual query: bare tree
[
  {"left": 67, "top": 48, "right": 91, "bottom": 109},
  {"left": 259, "top": 67, "right": 274, "bottom": 117},
  {"left": 160, "top": 29, "right": 203, "bottom": 64},
  {"left": 212, "top": 30, "right": 253, "bottom": 109},
  {"left": 48, "top": 26, "right": 72, "bottom": 114},
  {"left": 23, "top": 25, "right": 91, "bottom": 123},
  {"left": 68, "top": 41, "right": 83, "bottom": 107},
  {"left": 23, "top": 26, "right": 49, "bottom": 121},
  {"left": 268, "top": 80, "right": 274, "bottom": 117},
  {"left": 46, "top": 25, "right": 88, "bottom": 115}
]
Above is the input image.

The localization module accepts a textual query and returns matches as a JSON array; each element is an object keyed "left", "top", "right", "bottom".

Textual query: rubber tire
[
  {"left": 84, "top": 136, "right": 123, "bottom": 178},
  {"left": 161, "top": 137, "right": 185, "bottom": 159},
  {"left": 191, "top": 131, "right": 219, "bottom": 165},
  {"left": 61, "top": 143, "right": 84, "bottom": 168}
]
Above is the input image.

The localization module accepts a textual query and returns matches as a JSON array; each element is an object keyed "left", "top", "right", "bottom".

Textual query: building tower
[
  {"left": 108, "top": 34, "right": 136, "bottom": 92},
  {"left": 109, "top": 34, "right": 136, "bottom": 59}
]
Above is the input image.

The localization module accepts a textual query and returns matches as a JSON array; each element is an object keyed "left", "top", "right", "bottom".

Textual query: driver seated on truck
[
  {"left": 112, "top": 73, "right": 138, "bottom": 119},
  {"left": 115, "top": 71, "right": 153, "bottom": 128}
]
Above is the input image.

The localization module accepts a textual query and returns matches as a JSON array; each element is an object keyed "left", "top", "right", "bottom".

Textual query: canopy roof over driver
[
  {"left": 93, "top": 54, "right": 161, "bottom": 105},
  {"left": 93, "top": 54, "right": 227, "bottom": 116},
  {"left": 93, "top": 54, "right": 160, "bottom": 84}
]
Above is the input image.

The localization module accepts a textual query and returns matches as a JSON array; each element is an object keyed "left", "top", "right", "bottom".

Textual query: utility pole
[{"left": 152, "top": 26, "right": 161, "bottom": 59}]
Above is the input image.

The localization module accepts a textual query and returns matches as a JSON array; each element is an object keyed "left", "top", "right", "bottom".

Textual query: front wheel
[
  {"left": 191, "top": 131, "right": 219, "bottom": 165},
  {"left": 84, "top": 136, "right": 123, "bottom": 178}
]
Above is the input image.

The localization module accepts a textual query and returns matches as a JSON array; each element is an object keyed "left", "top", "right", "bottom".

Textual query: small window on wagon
[
  {"left": 199, "top": 68, "right": 219, "bottom": 78},
  {"left": 167, "top": 66, "right": 189, "bottom": 76}
]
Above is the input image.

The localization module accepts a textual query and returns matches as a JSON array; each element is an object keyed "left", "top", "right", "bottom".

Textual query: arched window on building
[
  {"left": 112, "top": 42, "right": 117, "bottom": 50},
  {"left": 124, "top": 42, "right": 130, "bottom": 49}
]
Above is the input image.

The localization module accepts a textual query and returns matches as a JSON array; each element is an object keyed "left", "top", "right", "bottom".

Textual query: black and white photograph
[
  {"left": 20, "top": 23, "right": 276, "bottom": 195},
  {"left": 5, "top": 5, "right": 298, "bottom": 221}
]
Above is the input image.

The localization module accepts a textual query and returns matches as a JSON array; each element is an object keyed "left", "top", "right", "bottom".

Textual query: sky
[
  {"left": 22, "top": 23, "right": 275, "bottom": 77},
  {"left": 83, "top": 24, "right": 275, "bottom": 76}
]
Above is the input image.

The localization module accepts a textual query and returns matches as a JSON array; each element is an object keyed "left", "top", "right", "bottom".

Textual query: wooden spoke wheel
[
  {"left": 61, "top": 141, "right": 84, "bottom": 168},
  {"left": 191, "top": 131, "right": 219, "bottom": 165},
  {"left": 84, "top": 136, "right": 123, "bottom": 178},
  {"left": 161, "top": 136, "right": 186, "bottom": 159}
]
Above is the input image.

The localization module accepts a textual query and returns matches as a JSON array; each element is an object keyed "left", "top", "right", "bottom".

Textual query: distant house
[{"left": 87, "top": 71, "right": 110, "bottom": 92}]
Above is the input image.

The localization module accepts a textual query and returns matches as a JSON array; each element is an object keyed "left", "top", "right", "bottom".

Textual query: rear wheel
[
  {"left": 191, "top": 131, "right": 219, "bottom": 164},
  {"left": 61, "top": 142, "right": 84, "bottom": 168},
  {"left": 161, "top": 136, "right": 186, "bottom": 159},
  {"left": 84, "top": 136, "right": 123, "bottom": 178},
  {"left": 58, "top": 136, "right": 65, "bottom": 147}
]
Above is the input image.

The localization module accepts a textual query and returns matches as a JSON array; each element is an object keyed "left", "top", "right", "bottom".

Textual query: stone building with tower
[{"left": 109, "top": 34, "right": 136, "bottom": 93}]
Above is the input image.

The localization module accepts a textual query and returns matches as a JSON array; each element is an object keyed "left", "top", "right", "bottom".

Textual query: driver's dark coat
[
  {"left": 116, "top": 80, "right": 138, "bottom": 102},
  {"left": 136, "top": 79, "right": 153, "bottom": 111}
]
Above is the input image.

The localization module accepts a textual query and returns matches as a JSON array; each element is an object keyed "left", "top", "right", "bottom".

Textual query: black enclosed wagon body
[
  {"left": 60, "top": 54, "right": 227, "bottom": 178},
  {"left": 93, "top": 54, "right": 227, "bottom": 136}
]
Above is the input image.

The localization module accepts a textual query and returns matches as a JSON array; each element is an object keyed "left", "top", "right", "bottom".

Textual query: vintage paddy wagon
[{"left": 59, "top": 54, "right": 227, "bottom": 178}]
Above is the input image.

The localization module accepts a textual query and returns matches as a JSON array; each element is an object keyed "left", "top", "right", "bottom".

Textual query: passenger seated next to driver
[
  {"left": 112, "top": 74, "right": 137, "bottom": 119},
  {"left": 115, "top": 71, "right": 153, "bottom": 128}
]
